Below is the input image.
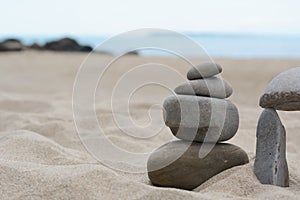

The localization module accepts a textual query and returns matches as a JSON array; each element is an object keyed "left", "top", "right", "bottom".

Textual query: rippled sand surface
[{"left": 0, "top": 51, "right": 299, "bottom": 199}]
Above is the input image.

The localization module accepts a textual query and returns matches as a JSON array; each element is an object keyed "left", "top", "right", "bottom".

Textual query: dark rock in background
[
  {"left": 29, "top": 43, "right": 43, "bottom": 50},
  {"left": 125, "top": 50, "right": 139, "bottom": 56},
  {"left": 80, "top": 45, "right": 93, "bottom": 52},
  {"left": 0, "top": 37, "right": 94, "bottom": 53},
  {"left": 43, "top": 37, "right": 93, "bottom": 52},
  {"left": 0, "top": 39, "right": 25, "bottom": 51}
]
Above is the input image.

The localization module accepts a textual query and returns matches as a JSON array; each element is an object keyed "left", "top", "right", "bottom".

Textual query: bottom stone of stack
[{"left": 147, "top": 140, "right": 249, "bottom": 190}]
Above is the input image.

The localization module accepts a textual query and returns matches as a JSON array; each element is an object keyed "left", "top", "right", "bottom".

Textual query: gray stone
[
  {"left": 174, "top": 77, "right": 232, "bottom": 98},
  {"left": 147, "top": 140, "right": 249, "bottom": 190},
  {"left": 254, "top": 108, "right": 289, "bottom": 187},
  {"left": 187, "top": 62, "right": 222, "bottom": 80},
  {"left": 163, "top": 95, "right": 239, "bottom": 142},
  {"left": 259, "top": 67, "right": 300, "bottom": 111}
]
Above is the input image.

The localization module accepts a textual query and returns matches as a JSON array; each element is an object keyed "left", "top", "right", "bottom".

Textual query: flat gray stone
[
  {"left": 187, "top": 62, "right": 222, "bottom": 80},
  {"left": 259, "top": 67, "right": 300, "bottom": 111},
  {"left": 174, "top": 77, "right": 232, "bottom": 98},
  {"left": 254, "top": 108, "right": 289, "bottom": 187},
  {"left": 147, "top": 140, "right": 249, "bottom": 190},
  {"left": 163, "top": 95, "right": 239, "bottom": 142}
]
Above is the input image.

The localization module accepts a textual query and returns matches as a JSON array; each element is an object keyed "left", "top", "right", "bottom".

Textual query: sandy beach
[{"left": 0, "top": 51, "right": 300, "bottom": 199}]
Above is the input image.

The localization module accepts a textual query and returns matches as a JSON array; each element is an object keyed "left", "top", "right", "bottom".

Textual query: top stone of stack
[
  {"left": 187, "top": 62, "right": 222, "bottom": 80},
  {"left": 259, "top": 67, "right": 300, "bottom": 111}
]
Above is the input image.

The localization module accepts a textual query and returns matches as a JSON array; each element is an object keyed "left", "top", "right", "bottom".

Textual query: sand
[{"left": 0, "top": 51, "right": 299, "bottom": 199}]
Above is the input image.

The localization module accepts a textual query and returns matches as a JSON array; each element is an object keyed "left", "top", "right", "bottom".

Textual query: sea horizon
[{"left": 1, "top": 32, "right": 300, "bottom": 59}]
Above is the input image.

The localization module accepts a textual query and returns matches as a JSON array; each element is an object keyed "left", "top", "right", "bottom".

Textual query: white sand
[{"left": 0, "top": 51, "right": 299, "bottom": 199}]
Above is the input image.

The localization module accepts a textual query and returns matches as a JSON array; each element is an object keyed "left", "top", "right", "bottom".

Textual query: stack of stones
[
  {"left": 254, "top": 67, "right": 300, "bottom": 187},
  {"left": 147, "top": 62, "right": 249, "bottom": 190}
]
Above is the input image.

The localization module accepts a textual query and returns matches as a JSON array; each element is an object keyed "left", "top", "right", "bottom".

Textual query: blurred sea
[{"left": 1, "top": 33, "right": 299, "bottom": 58}]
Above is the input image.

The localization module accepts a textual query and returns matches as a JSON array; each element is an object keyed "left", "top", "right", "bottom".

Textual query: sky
[{"left": 0, "top": 0, "right": 299, "bottom": 35}]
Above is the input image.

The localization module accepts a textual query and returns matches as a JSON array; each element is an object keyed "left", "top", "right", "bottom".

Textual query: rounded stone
[
  {"left": 187, "top": 62, "right": 222, "bottom": 80},
  {"left": 174, "top": 77, "right": 232, "bottom": 98},
  {"left": 259, "top": 67, "right": 300, "bottom": 111},
  {"left": 147, "top": 140, "right": 249, "bottom": 190},
  {"left": 163, "top": 95, "right": 239, "bottom": 142}
]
